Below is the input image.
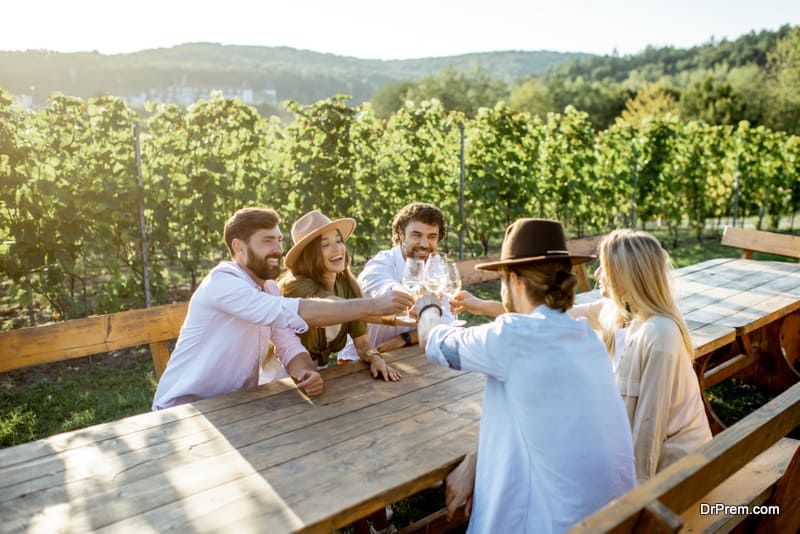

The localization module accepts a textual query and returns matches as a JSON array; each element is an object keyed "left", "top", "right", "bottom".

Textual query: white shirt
[
  {"left": 426, "top": 306, "right": 636, "bottom": 534},
  {"left": 356, "top": 246, "right": 416, "bottom": 348},
  {"left": 152, "top": 261, "right": 309, "bottom": 410},
  {"left": 340, "top": 245, "right": 455, "bottom": 360}
]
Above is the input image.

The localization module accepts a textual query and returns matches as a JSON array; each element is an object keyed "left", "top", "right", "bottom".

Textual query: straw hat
[
  {"left": 284, "top": 210, "right": 356, "bottom": 270},
  {"left": 475, "top": 218, "right": 595, "bottom": 271}
]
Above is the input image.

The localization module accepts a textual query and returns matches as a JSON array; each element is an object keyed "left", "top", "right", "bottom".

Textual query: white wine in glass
[
  {"left": 424, "top": 254, "right": 448, "bottom": 295},
  {"left": 397, "top": 258, "right": 424, "bottom": 321},
  {"left": 445, "top": 262, "right": 466, "bottom": 326}
]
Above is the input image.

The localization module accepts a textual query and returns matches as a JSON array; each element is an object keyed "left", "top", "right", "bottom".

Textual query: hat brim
[
  {"left": 475, "top": 254, "right": 596, "bottom": 271},
  {"left": 284, "top": 218, "right": 356, "bottom": 271}
]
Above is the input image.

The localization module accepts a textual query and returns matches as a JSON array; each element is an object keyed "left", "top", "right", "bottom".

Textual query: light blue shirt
[{"left": 426, "top": 305, "right": 636, "bottom": 534}]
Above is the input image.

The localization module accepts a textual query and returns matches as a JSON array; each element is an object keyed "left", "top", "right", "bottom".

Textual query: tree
[
  {"left": 617, "top": 83, "right": 680, "bottom": 128},
  {"left": 765, "top": 27, "right": 800, "bottom": 134},
  {"left": 679, "top": 75, "right": 747, "bottom": 125},
  {"left": 370, "top": 67, "right": 508, "bottom": 119}
]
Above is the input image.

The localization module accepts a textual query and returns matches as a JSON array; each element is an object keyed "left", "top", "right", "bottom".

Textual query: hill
[{"left": 0, "top": 43, "right": 588, "bottom": 108}]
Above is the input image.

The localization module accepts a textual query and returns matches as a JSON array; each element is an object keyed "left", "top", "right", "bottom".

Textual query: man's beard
[
  {"left": 246, "top": 247, "right": 282, "bottom": 280},
  {"left": 501, "top": 283, "right": 517, "bottom": 313},
  {"left": 403, "top": 243, "right": 433, "bottom": 260}
]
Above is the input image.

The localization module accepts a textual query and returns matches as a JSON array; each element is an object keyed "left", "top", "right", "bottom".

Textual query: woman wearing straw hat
[{"left": 281, "top": 210, "right": 401, "bottom": 382}]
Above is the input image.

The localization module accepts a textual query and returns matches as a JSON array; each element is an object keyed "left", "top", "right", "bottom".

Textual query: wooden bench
[
  {"left": 569, "top": 380, "right": 800, "bottom": 534},
  {"left": 0, "top": 302, "right": 188, "bottom": 380},
  {"left": 457, "top": 233, "right": 606, "bottom": 291},
  {"left": 721, "top": 226, "right": 800, "bottom": 262}
]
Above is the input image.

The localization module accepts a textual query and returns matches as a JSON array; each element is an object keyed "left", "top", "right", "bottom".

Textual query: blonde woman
[
  {"left": 454, "top": 229, "right": 712, "bottom": 483},
  {"left": 580, "top": 230, "right": 712, "bottom": 482}
]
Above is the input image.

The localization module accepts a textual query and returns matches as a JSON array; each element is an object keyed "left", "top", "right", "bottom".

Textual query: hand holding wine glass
[
  {"left": 424, "top": 254, "right": 448, "bottom": 296},
  {"left": 397, "top": 257, "right": 424, "bottom": 321},
  {"left": 445, "top": 262, "right": 466, "bottom": 326}
]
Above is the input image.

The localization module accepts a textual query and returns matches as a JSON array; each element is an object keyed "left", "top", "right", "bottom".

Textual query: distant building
[{"left": 10, "top": 84, "right": 278, "bottom": 110}]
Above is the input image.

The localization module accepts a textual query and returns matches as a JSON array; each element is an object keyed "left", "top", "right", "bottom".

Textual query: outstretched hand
[
  {"left": 370, "top": 354, "right": 402, "bottom": 382},
  {"left": 451, "top": 290, "right": 505, "bottom": 318},
  {"left": 373, "top": 290, "right": 415, "bottom": 315}
]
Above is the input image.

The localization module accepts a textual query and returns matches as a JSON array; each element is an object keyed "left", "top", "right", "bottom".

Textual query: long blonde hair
[{"left": 599, "top": 229, "right": 692, "bottom": 356}]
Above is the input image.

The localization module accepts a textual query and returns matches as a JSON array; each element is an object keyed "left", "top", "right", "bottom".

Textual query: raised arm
[
  {"left": 451, "top": 290, "right": 505, "bottom": 318},
  {"left": 297, "top": 290, "right": 414, "bottom": 327}
]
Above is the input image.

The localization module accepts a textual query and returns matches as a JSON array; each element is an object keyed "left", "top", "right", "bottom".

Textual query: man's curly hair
[{"left": 391, "top": 203, "right": 447, "bottom": 245}]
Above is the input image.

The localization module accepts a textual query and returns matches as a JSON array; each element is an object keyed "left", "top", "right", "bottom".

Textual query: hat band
[{"left": 546, "top": 250, "right": 568, "bottom": 254}]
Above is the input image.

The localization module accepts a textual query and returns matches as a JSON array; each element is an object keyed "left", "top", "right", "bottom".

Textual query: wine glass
[
  {"left": 424, "top": 254, "right": 448, "bottom": 296},
  {"left": 397, "top": 257, "right": 424, "bottom": 321},
  {"left": 445, "top": 262, "right": 466, "bottom": 326}
]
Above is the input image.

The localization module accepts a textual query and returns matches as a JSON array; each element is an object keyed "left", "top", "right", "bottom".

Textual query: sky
[{"left": 2, "top": 0, "right": 799, "bottom": 60}]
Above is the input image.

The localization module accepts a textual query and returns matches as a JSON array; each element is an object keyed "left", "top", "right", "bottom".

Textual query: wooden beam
[
  {"left": 721, "top": 226, "right": 800, "bottom": 261},
  {"left": 0, "top": 302, "right": 187, "bottom": 373}
]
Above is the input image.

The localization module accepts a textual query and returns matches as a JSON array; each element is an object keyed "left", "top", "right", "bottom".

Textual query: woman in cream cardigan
[
  {"left": 575, "top": 229, "right": 712, "bottom": 482},
  {"left": 453, "top": 229, "right": 712, "bottom": 483}
]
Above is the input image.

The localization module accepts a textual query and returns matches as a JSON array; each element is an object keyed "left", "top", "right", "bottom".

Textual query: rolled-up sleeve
[
  {"left": 569, "top": 299, "right": 607, "bottom": 331},
  {"left": 425, "top": 320, "right": 509, "bottom": 381},
  {"left": 271, "top": 324, "right": 309, "bottom": 368},
  {"left": 207, "top": 271, "right": 308, "bottom": 333}
]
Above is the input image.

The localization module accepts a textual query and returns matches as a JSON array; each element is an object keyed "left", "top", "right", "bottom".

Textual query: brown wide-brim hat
[
  {"left": 475, "top": 218, "right": 595, "bottom": 271},
  {"left": 284, "top": 210, "right": 356, "bottom": 271}
]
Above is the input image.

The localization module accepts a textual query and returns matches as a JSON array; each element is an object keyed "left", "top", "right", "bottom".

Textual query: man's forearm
[
  {"left": 297, "top": 297, "right": 376, "bottom": 327},
  {"left": 478, "top": 299, "right": 505, "bottom": 318},
  {"left": 285, "top": 352, "right": 316, "bottom": 379}
]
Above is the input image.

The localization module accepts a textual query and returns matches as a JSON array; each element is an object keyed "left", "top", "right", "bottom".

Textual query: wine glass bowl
[
  {"left": 397, "top": 258, "right": 425, "bottom": 321},
  {"left": 445, "top": 262, "right": 466, "bottom": 326},
  {"left": 423, "top": 254, "right": 448, "bottom": 296}
]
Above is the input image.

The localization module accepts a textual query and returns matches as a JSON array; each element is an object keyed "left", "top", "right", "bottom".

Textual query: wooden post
[
  {"left": 134, "top": 123, "right": 151, "bottom": 308},
  {"left": 458, "top": 122, "right": 465, "bottom": 261}
]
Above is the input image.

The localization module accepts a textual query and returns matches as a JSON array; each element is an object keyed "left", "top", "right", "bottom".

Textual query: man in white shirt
[
  {"left": 152, "top": 207, "right": 413, "bottom": 410},
  {"left": 415, "top": 218, "right": 636, "bottom": 534},
  {"left": 338, "top": 203, "right": 448, "bottom": 362}
]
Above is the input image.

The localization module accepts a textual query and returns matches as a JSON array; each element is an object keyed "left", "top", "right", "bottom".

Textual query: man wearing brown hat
[
  {"left": 414, "top": 218, "right": 635, "bottom": 533},
  {"left": 153, "top": 207, "right": 413, "bottom": 410}
]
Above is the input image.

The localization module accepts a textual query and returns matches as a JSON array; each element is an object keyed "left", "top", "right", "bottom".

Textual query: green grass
[
  {"left": 706, "top": 379, "right": 776, "bottom": 427},
  {"left": 0, "top": 348, "right": 157, "bottom": 447}
]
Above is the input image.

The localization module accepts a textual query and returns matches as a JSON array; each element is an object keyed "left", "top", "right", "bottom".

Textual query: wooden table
[
  {"left": 0, "top": 347, "right": 483, "bottom": 533},
  {"left": 576, "top": 257, "right": 800, "bottom": 431},
  {"left": 3, "top": 257, "right": 799, "bottom": 533}
]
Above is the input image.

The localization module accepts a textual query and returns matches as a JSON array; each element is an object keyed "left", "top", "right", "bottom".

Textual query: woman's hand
[{"left": 369, "top": 353, "right": 401, "bottom": 382}]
